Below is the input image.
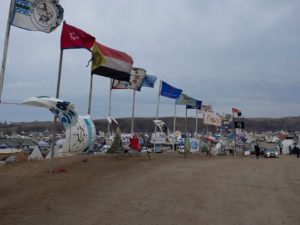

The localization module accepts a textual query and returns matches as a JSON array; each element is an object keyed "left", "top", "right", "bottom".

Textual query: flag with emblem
[
  {"left": 112, "top": 68, "right": 146, "bottom": 91},
  {"left": 60, "top": 22, "right": 95, "bottom": 50},
  {"left": 11, "top": 0, "right": 64, "bottom": 33}
]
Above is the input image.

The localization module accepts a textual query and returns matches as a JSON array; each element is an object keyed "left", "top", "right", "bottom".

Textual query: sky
[{"left": 0, "top": 0, "right": 300, "bottom": 122}]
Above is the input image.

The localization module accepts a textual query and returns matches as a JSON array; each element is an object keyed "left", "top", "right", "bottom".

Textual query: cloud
[{"left": 1, "top": 0, "right": 300, "bottom": 122}]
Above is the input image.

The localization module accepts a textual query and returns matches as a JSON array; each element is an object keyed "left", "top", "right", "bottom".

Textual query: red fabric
[
  {"left": 94, "top": 41, "right": 133, "bottom": 64},
  {"left": 130, "top": 137, "right": 141, "bottom": 151},
  {"left": 232, "top": 108, "right": 240, "bottom": 113},
  {"left": 61, "top": 22, "right": 95, "bottom": 50}
]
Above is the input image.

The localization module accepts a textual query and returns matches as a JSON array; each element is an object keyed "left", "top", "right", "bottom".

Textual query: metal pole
[
  {"left": 154, "top": 80, "right": 161, "bottom": 151},
  {"left": 0, "top": 0, "right": 14, "bottom": 101},
  {"left": 184, "top": 107, "right": 188, "bottom": 157},
  {"left": 131, "top": 90, "right": 136, "bottom": 134},
  {"left": 185, "top": 107, "right": 187, "bottom": 134},
  {"left": 202, "top": 112, "right": 205, "bottom": 136},
  {"left": 173, "top": 99, "right": 176, "bottom": 151},
  {"left": 195, "top": 109, "right": 198, "bottom": 136},
  {"left": 107, "top": 79, "right": 112, "bottom": 141},
  {"left": 87, "top": 74, "right": 93, "bottom": 114},
  {"left": 50, "top": 49, "right": 64, "bottom": 173}
]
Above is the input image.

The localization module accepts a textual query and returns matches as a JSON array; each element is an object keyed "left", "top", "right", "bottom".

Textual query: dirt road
[{"left": 0, "top": 153, "right": 299, "bottom": 225}]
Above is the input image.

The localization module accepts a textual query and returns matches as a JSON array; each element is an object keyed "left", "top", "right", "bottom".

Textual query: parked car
[{"left": 264, "top": 148, "right": 279, "bottom": 158}]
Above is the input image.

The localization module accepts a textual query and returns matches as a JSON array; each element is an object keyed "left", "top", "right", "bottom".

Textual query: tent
[{"left": 28, "top": 146, "right": 44, "bottom": 160}]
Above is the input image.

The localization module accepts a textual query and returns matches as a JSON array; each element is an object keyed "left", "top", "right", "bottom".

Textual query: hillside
[{"left": 1, "top": 116, "right": 300, "bottom": 135}]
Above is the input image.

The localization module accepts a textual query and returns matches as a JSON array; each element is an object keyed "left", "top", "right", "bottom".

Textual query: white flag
[
  {"left": 203, "top": 113, "right": 222, "bottom": 127},
  {"left": 112, "top": 67, "right": 146, "bottom": 91},
  {"left": 11, "top": 0, "right": 64, "bottom": 33}
]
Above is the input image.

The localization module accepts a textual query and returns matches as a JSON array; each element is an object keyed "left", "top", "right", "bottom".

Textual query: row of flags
[{"left": 2, "top": 0, "right": 244, "bottom": 130}]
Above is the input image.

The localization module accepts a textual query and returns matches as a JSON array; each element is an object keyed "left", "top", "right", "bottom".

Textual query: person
[
  {"left": 254, "top": 144, "right": 260, "bottom": 159},
  {"left": 296, "top": 146, "right": 300, "bottom": 158}
]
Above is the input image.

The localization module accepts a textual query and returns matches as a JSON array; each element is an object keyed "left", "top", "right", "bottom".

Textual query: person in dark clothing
[
  {"left": 296, "top": 146, "right": 300, "bottom": 158},
  {"left": 254, "top": 144, "right": 260, "bottom": 159}
]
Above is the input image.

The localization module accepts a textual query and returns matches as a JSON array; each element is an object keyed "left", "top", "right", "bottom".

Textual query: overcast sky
[{"left": 0, "top": 0, "right": 300, "bottom": 122}]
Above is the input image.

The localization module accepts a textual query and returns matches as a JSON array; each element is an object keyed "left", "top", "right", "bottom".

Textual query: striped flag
[{"left": 91, "top": 41, "right": 133, "bottom": 81}]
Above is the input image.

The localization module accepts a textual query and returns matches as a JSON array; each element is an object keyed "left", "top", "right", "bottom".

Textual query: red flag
[
  {"left": 232, "top": 108, "right": 239, "bottom": 113},
  {"left": 60, "top": 22, "right": 95, "bottom": 50}
]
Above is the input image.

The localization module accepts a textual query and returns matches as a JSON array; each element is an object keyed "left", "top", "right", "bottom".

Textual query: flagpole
[
  {"left": 88, "top": 74, "right": 93, "bottom": 114},
  {"left": 184, "top": 107, "right": 188, "bottom": 157},
  {"left": 195, "top": 109, "right": 198, "bottom": 136},
  {"left": 49, "top": 49, "right": 64, "bottom": 173},
  {"left": 131, "top": 90, "right": 136, "bottom": 134},
  {"left": 173, "top": 99, "right": 176, "bottom": 151},
  {"left": 154, "top": 80, "right": 161, "bottom": 152},
  {"left": 107, "top": 79, "right": 112, "bottom": 139},
  {"left": 185, "top": 107, "right": 187, "bottom": 134},
  {"left": 0, "top": 0, "right": 14, "bottom": 101},
  {"left": 202, "top": 112, "right": 205, "bottom": 136}
]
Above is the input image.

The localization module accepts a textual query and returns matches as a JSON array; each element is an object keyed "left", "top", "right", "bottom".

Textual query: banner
[
  {"left": 60, "top": 22, "right": 95, "bottom": 50},
  {"left": 203, "top": 113, "right": 222, "bottom": 127},
  {"left": 91, "top": 41, "right": 133, "bottom": 81},
  {"left": 160, "top": 81, "right": 182, "bottom": 99},
  {"left": 62, "top": 115, "right": 96, "bottom": 152},
  {"left": 22, "top": 96, "right": 77, "bottom": 129},
  {"left": 142, "top": 74, "right": 157, "bottom": 88},
  {"left": 11, "top": 0, "right": 64, "bottom": 33},
  {"left": 112, "top": 67, "right": 146, "bottom": 91},
  {"left": 151, "top": 132, "right": 166, "bottom": 144}
]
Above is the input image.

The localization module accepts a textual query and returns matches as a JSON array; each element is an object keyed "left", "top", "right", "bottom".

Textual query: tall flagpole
[
  {"left": 107, "top": 79, "right": 112, "bottom": 138},
  {"left": 50, "top": 49, "right": 64, "bottom": 173},
  {"left": 173, "top": 99, "right": 176, "bottom": 151},
  {"left": 184, "top": 107, "right": 188, "bottom": 157},
  {"left": 185, "top": 107, "right": 187, "bottom": 134},
  {"left": 154, "top": 80, "right": 161, "bottom": 151},
  {"left": 195, "top": 109, "right": 198, "bottom": 135},
  {"left": 87, "top": 74, "right": 93, "bottom": 114},
  {"left": 0, "top": 0, "right": 14, "bottom": 101},
  {"left": 131, "top": 90, "right": 136, "bottom": 134}
]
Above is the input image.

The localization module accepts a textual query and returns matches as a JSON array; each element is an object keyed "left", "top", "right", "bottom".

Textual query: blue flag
[
  {"left": 160, "top": 81, "right": 182, "bottom": 99},
  {"left": 142, "top": 74, "right": 157, "bottom": 88},
  {"left": 186, "top": 100, "right": 202, "bottom": 110}
]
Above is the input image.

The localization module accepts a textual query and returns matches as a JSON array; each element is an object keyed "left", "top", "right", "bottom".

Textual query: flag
[
  {"left": 234, "top": 121, "right": 245, "bottom": 129},
  {"left": 142, "top": 74, "right": 157, "bottom": 88},
  {"left": 22, "top": 96, "right": 77, "bottom": 129},
  {"left": 91, "top": 41, "right": 133, "bottom": 81},
  {"left": 11, "top": 0, "right": 64, "bottom": 33},
  {"left": 203, "top": 113, "right": 222, "bottom": 127},
  {"left": 186, "top": 100, "right": 202, "bottom": 110},
  {"left": 106, "top": 116, "right": 118, "bottom": 131},
  {"left": 60, "top": 22, "right": 95, "bottom": 50},
  {"left": 200, "top": 104, "right": 213, "bottom": 113},
  {"left": 232, "top": 108, "right": 242, "bottom": 117},
  {"left": 112, "top": 67, "right": 146, "bottom": 91},
  {"left": 160, "top": 81, "right": 182, "bottom": 99},
  {"left": 176, "top": 93, "right": 197, "bottom": 107},
  {"left": 153, "top": 120, "right": 168, "bottom": 133}
]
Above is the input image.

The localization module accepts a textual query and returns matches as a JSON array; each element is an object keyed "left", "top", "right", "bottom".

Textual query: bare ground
[{"left": 0, "top": 153, "right": 299, "bottom": 225}]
